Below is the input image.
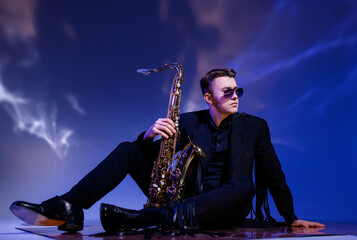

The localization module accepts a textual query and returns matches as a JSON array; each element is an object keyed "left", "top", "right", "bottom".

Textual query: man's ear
[{"left": 204, "top": 93, "right": 212, "bottom": 104}]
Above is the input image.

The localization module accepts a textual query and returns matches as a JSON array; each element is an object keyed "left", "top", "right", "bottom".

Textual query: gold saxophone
[{"left": 137, "top": 63, "right": 206, "bottom": 208}]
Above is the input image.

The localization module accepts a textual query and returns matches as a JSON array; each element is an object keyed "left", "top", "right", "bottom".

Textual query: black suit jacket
[
  {"left": 135, "top": 109, "right": 298, "bottom": 224},
  {"left": 176, "top": 110, "right": 297, "bottom": 224}
]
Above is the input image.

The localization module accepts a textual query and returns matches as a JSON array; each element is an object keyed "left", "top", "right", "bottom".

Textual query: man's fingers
[
  {"left": 154, "top": 124, "right": 173, "bottom": 136},
  {"left": 291, "top": 220, "right": 325, "bottom": 228},
  {"left": 156, "top": 119, "right": 176, "bottom": 135},
  {"left": 304, "top": 221, "right": 325, "bottom": 228},
  {"left": 157, "top": 118, "right": 176, "bottom": 130},
  {"left": 157, "top": 124, "right": 176, "bottom": 136},
  {"left": 153, "top": 128, "right": 169, "bottom": 139},
  {"left": 310, "top": 222, "right": 325, "bottom": 227},
  {"left": 153, "top": 124, "right": 177, "bottom": 139},
  {"left": 144, "top": 118, "right": 177, "bottom": 141}
]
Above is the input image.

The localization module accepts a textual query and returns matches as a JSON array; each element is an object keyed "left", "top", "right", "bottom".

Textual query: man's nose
[{"left": 231, "top": 91, "right": 238, "bottom": 99}]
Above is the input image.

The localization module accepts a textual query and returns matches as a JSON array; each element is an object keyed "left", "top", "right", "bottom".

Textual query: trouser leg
[
  {"left": 193, "top": 176, "right": 255, "bottom": 225},
  {"left": 62, "top": 141, "right": 154, "bottom": 209},
  {"left": 98, "top": 176, "right": 254, "bottom": 231},
  {"left": 128, "top": 177, "right": 254, "bottom": 230}
]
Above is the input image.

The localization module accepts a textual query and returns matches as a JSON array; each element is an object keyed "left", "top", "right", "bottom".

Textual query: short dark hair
[{"left": 200, "top": 68, "right": 236, "bottom": 95}]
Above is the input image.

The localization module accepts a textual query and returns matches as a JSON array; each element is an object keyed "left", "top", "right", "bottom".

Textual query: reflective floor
[{"left": 1, "top": 219, "right": 357, "bottom": 240}]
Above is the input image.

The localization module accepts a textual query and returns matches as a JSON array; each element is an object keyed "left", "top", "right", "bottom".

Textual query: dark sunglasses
[{"left": 222, "top": 88, "right": 244, "bottom": 98}]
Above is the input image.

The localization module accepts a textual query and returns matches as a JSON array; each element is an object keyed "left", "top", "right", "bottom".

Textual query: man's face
[{"left": 206, "top": 76, "right": 240, "bottom": 116}]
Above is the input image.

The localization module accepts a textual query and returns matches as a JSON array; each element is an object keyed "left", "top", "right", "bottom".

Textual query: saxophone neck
[{"left": 137, "top": 63, "right": 183, "bottom": 77}]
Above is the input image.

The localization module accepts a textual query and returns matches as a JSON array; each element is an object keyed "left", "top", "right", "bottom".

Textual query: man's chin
[
  {"left": 225, "top": 110, "right": 238, "bottom": 115},
  {"left": 230, "top": 108, "right": 238, "bottom": 114}
]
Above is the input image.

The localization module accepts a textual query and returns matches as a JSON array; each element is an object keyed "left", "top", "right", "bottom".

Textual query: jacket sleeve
[
  {"left": 133, "top": 131, "right": 161, "bottom": 159},
  {"left": 254, "top": 120, "right": 298, "bottom": 225}
]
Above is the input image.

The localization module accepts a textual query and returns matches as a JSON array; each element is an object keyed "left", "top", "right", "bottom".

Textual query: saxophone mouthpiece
[{"left": 137, "top": 69, "right": 153, "bottom": 76}]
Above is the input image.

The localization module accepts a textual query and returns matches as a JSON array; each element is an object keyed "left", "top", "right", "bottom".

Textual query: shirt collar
[{"left": 209, "top": 114, "right": 232, "bottom": 132}]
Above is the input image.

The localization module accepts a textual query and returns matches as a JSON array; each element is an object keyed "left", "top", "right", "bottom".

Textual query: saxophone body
[{"left": 137, "top": 63, "right": 206, "bottom": 208}]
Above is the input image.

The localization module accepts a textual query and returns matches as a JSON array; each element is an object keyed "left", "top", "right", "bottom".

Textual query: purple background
[{"left": 0, "top": 0, "right": 356, "bottom": 222}]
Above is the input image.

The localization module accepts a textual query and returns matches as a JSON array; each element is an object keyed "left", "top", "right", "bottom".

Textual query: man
[{"left": 10, "top": 68, "right": 324, "bottom": 232}]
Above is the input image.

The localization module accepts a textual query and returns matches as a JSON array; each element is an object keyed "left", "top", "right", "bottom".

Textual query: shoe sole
[{"left": 10, "top": 204, "right": 66, "bottom": 226}]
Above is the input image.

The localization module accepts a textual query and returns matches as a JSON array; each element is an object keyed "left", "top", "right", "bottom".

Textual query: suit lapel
[{"left": 229, "top": 114, "right": 248, "bottom": 177}]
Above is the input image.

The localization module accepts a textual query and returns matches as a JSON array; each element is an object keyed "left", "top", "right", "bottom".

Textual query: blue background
[{"left": 0, "top": 0, "right": 356, "bottom": 222}]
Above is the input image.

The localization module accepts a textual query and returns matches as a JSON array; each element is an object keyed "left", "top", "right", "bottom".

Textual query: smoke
[
  {"left": 0, "top": 70, "right": 73, "bottom": 159},
  {"left": 0, "top": 0, "right": 75, "bottom": 159},
  {"left": 66, "top": 93, "right": 86, "bottom": 116}
]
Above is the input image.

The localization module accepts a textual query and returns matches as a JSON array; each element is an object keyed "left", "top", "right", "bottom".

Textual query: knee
[
  {"left": 115, "top": 141, "right": 139, "bottom": 157},
  {"left": 116, "top": 141, "right": 134, "bottom": 150},
  {"left": 111, "top": 141, "right": 140, "bottom": 165},
  {"left": 116, "top": 141, "right": 150, "bottom": 171}
]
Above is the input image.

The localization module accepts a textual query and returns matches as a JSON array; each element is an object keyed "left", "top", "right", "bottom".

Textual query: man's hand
[
  {"left": 143, "top": 118, "right": 176, "bottom": 141},
  {"left": 291, "top": 219, "right": 325, "bottom": 228}
]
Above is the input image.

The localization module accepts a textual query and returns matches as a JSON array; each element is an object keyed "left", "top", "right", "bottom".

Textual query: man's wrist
[
  {"left": 137, "top": 131, "right": 152, "bottom": 143},
  {"left": 283, "top": 212, "right": 298, "bottom": 225}
]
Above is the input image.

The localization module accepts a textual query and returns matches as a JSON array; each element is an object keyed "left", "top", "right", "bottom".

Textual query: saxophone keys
[{"left": 160, "top": 179, "right": 166, "bottom": 186}]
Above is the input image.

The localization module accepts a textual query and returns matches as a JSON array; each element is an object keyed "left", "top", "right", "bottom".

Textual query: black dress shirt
[{"left": 202, "top": 115, "right": 232, "bottom": 192}]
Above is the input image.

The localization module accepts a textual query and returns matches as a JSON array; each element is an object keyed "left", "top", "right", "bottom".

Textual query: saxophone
[{"left": 137, "top": 63, "right": 206, "bottom": 208}]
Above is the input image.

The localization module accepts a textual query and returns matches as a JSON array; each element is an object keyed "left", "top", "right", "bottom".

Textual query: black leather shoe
[
  {"left": 100, "top": 203, "right": 158, "bottom": 232},
  {"left": 9, "top": 196, "right": 84, "bottom": 231}
]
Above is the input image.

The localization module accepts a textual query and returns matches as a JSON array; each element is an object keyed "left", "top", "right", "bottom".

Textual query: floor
[{"left": 1, "top": 219, "right": 357, "bottom": 240}]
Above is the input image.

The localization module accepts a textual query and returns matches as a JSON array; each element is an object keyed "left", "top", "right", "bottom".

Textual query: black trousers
[{"left": 63, "top": 141, "right": 255, "bottom": 224}]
